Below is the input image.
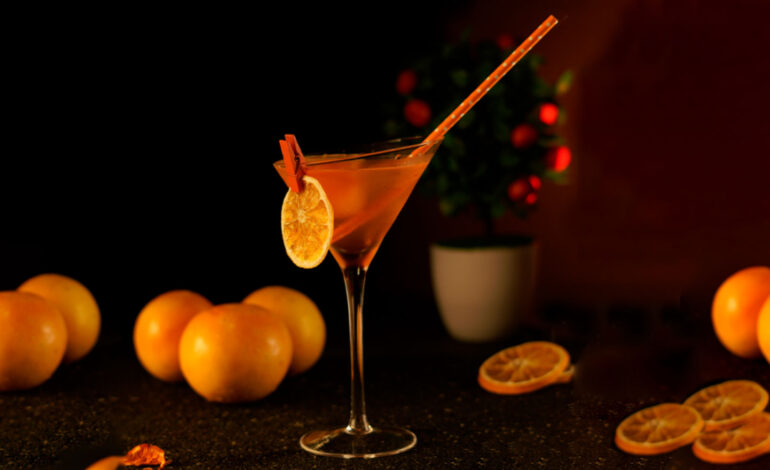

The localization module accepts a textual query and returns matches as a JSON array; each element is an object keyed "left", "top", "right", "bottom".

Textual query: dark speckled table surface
[{"left": 2, "top": 297, "right": 769, "bottom": 469}]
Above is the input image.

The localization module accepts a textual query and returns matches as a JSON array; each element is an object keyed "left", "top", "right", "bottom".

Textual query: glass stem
[{"left": 342, "top": 265, "right": 373, "bottom": 435}]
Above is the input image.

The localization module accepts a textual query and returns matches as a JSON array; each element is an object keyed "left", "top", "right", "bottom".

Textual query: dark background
[{"left": 3, "top": 0, "right": 770, "bottom": 341}]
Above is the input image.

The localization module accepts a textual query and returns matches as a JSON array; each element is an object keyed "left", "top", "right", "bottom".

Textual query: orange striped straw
[{"left": 422, "top": 15, "right": 559, "bottom": 145}]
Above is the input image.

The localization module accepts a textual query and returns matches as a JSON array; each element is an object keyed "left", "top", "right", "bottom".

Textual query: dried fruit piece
[
  {"left": 122, "top": 443, "right": 170, "bottom": 469},
  {"left": 478, "top": 341, "right": 570, "bottom": 394},
  {"left": 281, "top": 175, "right": 334, "bottom": 268},
  {"left": 615, "top": 403, "right": 704, "bottom": 455},
  {"left": 684, "top": 379, "right": 769, "bottom": 431},
  {"left": 693, "top": 412, "right": 770, "bottom": 464}
]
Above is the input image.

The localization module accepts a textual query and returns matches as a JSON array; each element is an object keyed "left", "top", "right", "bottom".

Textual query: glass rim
[{"left": 273, "top": 135, "right": 443, "bottom": 167}]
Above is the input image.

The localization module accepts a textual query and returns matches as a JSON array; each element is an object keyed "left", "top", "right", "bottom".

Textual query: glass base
[{"left": 300, "top": 426, "right": 416, "bottom": 458}]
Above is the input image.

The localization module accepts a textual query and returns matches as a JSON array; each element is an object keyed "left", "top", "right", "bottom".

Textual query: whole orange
[
  {"left": 178, "top": 303, "right": 292, "bottom": 403},
  {"left": 85, "top": 456, "right": 123, "bottom": 470},
  {"left": 757, "top": 297, "right": 770, "bottom": 364},
  {"left": 0, "top": 291, "right": 68, "bottom": 391},
  {"left": 712, "top": 266, "right": 770, "bottom": 358},
  {"left": 243, "top": 285, "right": 325, "bottom": 375},
  {"left": 18, "top": 273, "right": 100, "bottom": 363},
  {"left": 134, "top": 290, "right": 213, "bottom": 382}
]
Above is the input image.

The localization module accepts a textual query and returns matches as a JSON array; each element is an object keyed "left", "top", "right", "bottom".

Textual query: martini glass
[
  {"left": 274, "top": 136, "right": 443, "bottom": 458},
  {"left": 275, "top": 15, "right": 558, "bottom": 457}
]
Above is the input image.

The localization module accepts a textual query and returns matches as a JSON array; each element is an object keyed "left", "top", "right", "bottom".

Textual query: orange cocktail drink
[{"left": 274, "top": 137, "right": 442, "bottom": 458}]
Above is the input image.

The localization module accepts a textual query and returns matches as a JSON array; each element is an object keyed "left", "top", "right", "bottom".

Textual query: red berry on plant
[
  {"left": 507, "top": 177, "right": 532, "bottom": 202},
  {"left": 396, "top": 69, "right": 418, "bottom": 96},
  {"left": 538, "top": 103, "right": 560, "bottom": 125},
  {"left": 404, "top": 99, "right": 432, "bottom": 128},
  {"left": 528, "top": 175, "right": 542, "bottom": 191},
  {"left": 525, "top": 192, "right": 538, "bottom": 205},
  {"left": 546, "top": 146, "right": 571, "bottom": 172},
  {"left": 511, "top": 123, "right": 538, "bottom": 149}
]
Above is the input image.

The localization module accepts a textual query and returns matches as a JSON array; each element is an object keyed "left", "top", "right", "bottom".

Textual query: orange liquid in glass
[{"left": 276, "top": 156, "right": 428, "bottom": 268}]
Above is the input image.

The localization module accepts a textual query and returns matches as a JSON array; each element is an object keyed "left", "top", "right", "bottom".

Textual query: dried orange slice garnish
[
  {"left": 683, "top": 379, "right": 769, "bottom": 431},
  {"left": 615, "top": 403, "right": 704, "bottom": 455},
  {"left": 281, "top": 175, "right": 334, "bottom": 269},
  {"left": 692, "top": 412, "right": 770, "bottom": 464},
  {"left": 478, "top": 341, "right": 570, "bottom": 395}
]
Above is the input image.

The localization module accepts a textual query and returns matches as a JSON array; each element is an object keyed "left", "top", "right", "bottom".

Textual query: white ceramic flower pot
[{"left": 430, "top": 238, "right": 537, "bottom": 342}]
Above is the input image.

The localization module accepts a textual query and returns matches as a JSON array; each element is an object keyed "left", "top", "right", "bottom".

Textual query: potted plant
[{"left": 381, "top": 33, "right": 572, "bottom": 342}]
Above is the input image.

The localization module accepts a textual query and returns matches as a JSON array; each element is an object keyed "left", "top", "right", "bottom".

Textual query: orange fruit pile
[
  {"left": 0, "top": 273, "right": 100, "bottom": 391},
  {"left": 712, "top": 266, "right": 770, "bottom": 361},
  {"left": 615, "top": 379, "right": 770, "bottom": 464},
  {"left": 478, "top": 341, "right": 573, "bottom": 395},
  {"left": 132, "top": 285, "right": 325, "bottom": 403}
]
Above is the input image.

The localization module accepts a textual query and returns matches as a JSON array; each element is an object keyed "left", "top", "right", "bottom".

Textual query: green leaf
[
  {"left": 441, "top": 133, "right": 458, "bottom": 153},
  {"left": 447, "top": 152, "right": 460, "bottom": 172},
  {"left": 439, "top": 198, "right": 456, "bottom": 216},
  {"left": 444, "top": 192, "right": 470, "bottom": 215},
  {"left": 450, "top": 69, "right": 468, "bottom": 88},
  {"left": 532, "top": 78, "right": 552, "bottom": 99},
  {"left": 382, "top": 119, "right": 402, "bottom": 138},
  {"left": 545, "top": 168, "right": 570, "bottom": 184},
  {"left": 493, "top": 120, "right": 511, "bottom": 142},
  {"left": 500, "top": 150, "right": 519, "bottom": 168},
  {"left": 490, "top": 200, "right": 507, "bottom": 219},
  {"left": 557, "top": 107, "right": 568, "bottom": 125},
  {"left": 436, "top": 173, "right": 450, "bottom": 194},
  {"left": 537, "top": 134, "right": 561, "bottom": 147},
  {"left": 556, "top": 70, "right": 573, "bottom": 95},
  {"left": 527, "top": 54, "right": 543, "bottom": 70},
  {"left": 457, "top": 109, "right": 476, "bottom": 129}
]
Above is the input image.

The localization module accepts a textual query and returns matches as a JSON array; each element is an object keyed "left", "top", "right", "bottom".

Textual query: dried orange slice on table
[
  {"left": 692, "top": 412, "right": 770, "bottom": 464},
  {"left": 684, "top": 379, "right": 769, "bottom": 431},
  {"left": 281, "top": 175, "right": 334, "bottom": 268},
  {"left": 86, "top": 443, "right": 170, "bottom": 470},
  {"left": 478, "top": 341, "right": 570, "bottom": 395},
  {"left": 615, "top": 403, "right": 704, "bottom": 455}
]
